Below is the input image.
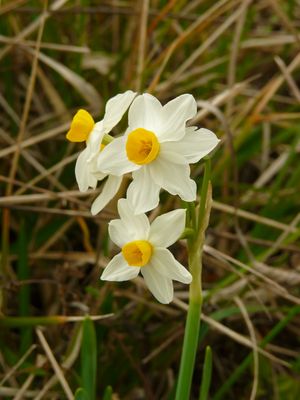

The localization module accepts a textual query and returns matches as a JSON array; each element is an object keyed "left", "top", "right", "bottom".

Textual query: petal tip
[{"left": 90, "top": 208, "right": 98, "bottom": 216}]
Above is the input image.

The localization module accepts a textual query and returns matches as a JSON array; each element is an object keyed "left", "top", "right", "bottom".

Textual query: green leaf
[
  {"left": 103, "top": 386, "right": 113, "bottom": 400},
  {"left": 199, "top": 346, "right": 213, "bottom": 400},
  {"left": 81, "top": 316, "right": 97, "bottom": 400},
  {"left": 74, "top": 388, "right": 89, "bottom": 400},
  {"left": 277, "top": 373, "right": 300, "bottom": 400}
]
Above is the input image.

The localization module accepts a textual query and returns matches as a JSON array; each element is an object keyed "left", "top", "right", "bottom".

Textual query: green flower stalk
[{"left": 176, "top": 159, "right": 212, "bottom": 400}]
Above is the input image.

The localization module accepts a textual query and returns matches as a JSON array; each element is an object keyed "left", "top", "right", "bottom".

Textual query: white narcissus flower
[
  {"left": 101, "top": 199, "right": 192, "bottom": 304},
  {"left": 66, "top": 90, "right": 137, "bottom": 215},
  {"left": 96, "top": 93, "right": 220, "bottom": 214}
]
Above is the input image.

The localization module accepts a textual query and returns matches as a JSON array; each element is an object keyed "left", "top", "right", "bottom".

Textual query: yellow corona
[
  {"left": 122, "top": 240, "right": 153, "bottom": 267},
  {"left": 126, "top": 128, "right": 160, "bottom": 165},
  {"left": 66, "top": 109, "right": 95, "bottom": 142}
]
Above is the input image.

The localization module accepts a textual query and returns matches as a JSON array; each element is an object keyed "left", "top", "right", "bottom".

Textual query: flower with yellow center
[
  {"left": 96, "top": 93, "right": 220, "bottom": 214},
  {"left": 66, "top": 90, "right": 136, "bottom": 214},
  {"left": 101, "top": 199, "right": 192, "bottom": 304}
]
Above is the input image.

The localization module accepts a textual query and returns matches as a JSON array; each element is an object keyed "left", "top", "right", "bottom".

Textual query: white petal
[
  {"left": 165, "top": 127, "right": 220, "bottom": 163},
  {"left": 87, "top": 172, "right": 98, "bottom": 190},
  {"left": 151, "top": 248, "right": 192, "bottom": 284},
  {"left": 86, "top": 121, "right": 105, "bottom": 154},
  {"left": 141, "top": 265, "right": 173, "bottom": 304},
  {"left": 75, "top": 149, "right": 96, "bottom": 192},
  {"left": 102, "top": 90, "right": 137, "bottom": 133},
  {"left": 108, "top": 219, "right": 133, "bottom": 247},
  {"left": 87, "top": 151, "right": 106, "bottom": 178},
  {"left": 158, "top": 94, "right": 197, "bottom": 142},
  {"left": 101, "top": 253, "right": 140, "bottom": 281},
  {"left": 150, "top": 158, "right": 196, "bottom": 201},
  {"left": 91, "top": 175, "right": 122, "bottom": 215},
  {"left": 91, "top": 169, "right": 107, "bottom": 181},
  {"left": 127, "top": 167, "right": 161, "bottom": 214},
  {"left": 159, "top": 147, "right": 188, "bottom": 164},
  {"left": 128, "top": 93, "right": 163, "bottom": 132},
  {"left": 117, "top": 199, "right": 150, "bottom": 239},
  {"left": 97, "top": 137, "right": 139, "bottom": 176},
  {"left": 149, "top": 209, "right": 186, "bottom": 248}
]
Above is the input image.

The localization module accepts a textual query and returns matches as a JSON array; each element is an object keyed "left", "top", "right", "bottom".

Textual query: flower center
[
  {"left": 66, "top": 109, "right": 95, "bottom": 142},
  {"left": 122, "top": 240, "right": 153, "bottom": 267},
  {"left": 126, "top": 128, "right": 160, "bottom": 165}
]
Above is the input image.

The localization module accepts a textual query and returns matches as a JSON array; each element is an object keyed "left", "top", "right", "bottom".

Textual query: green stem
[
  {"left": 187, "top": 201, "right": 197, "bottom": 231},
  {"left": 175, "top": 159, "right": 212, "bottom": 400},
  {"left": 198, "top": 158, "right": 211, "bottom": 233},
  {"left": 176, "top": 246, "right": 202, "bottom": 400}
]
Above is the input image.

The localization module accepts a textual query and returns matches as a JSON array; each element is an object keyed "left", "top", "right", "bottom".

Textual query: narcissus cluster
[{"left": 67, "top": 91, "right": 219, "bottom": 303}]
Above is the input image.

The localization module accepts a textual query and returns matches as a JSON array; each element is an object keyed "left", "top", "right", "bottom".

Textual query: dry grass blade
[
  {"left": 0, "top": 387, "right": 38, "bottom": 398},
  {"left": 142, "top": 329, "right": 183, "bottom": 364},
  {"left": 24, "top": 48, "right": 102, "bottom": 111},
  {"left": 0, "top": 122, "right": 69, "bottom": 159},
  {"left": 36, "top": 328, "right": 74, "bottom": 400},
  {"left": 36, "top": 66, "right": 70, "bottom": 123},
  {"left": 0, "top": 0, "right": 27, "bottom": 16},
  {"left": 0, "top": 0, "right": 69, "bottom": 61},
  {"left": 261, "top": 121, "right": 271, "bottom": 170},
  {"left": 259, "top": 213, "right": 300, "bottom": 262},
  {"left": 35, "top": 219, "right": 75, "bottom": 254},
  {"left": 0, "top": 353, "right": 18, "bottom": 387},
  {"left": 241, "top": 34, "right": 296, "bottom": 49},
  {"left": 234, "top": 296, "right": 259, "bottom": 400},
  {"left": 12, "top": 355, "right": 45, "bottom": 400},
  {"left": 0, "top": 345, "right": 37, "bottom": 387},
  {"left": 166, "top": 2, "right": 246, "bottom": 88},
  {"left": 193, "top": 80, "right": 250, "bottom": 123},
  {"left": 242, "top": 153, "right": 289, "bottom": 202},
  {"left": 0, "top": 189, "right": 97, "bottom": 205},
  {"left": 33, "top": 325, "right": 83, "bottom": 400},
  {"left": 173, "top": 298, "right": 290, "bottom": 367},
  {"left": 135, "top": 0, "right": 149, "bottom": 91},
  {"left": 6, "top": 0, "right": 47, "bottom": 197},
  {"left": 274, "top": 56, "right": 300, "bottom": 102},
  {"left": 1, "top": 204, "right": 97, "bottom": 218},
  {"left": 0, "top": 35, "right": 90, "bottom": 53},
  {"left": 252, "top": 52, "right": 300, "bottom": 116},
  {"left": 64, "top": 315, "right": 114, "bottom": 322},
  {"left": 254, "top": 262, "right": 300, "bottom": 285},
  {"left": 267, "top": 0, "right": 300, "bottom": 48},
  {"left": 14, "top": 152, "right": 79, "bottom": 195},
  {"left": 0, "top": 92, "right": 20, "bottom": 125},
  {"left": 204, "top": 245, "right": 300, "bottom": 306},
  {"left": 212, "top": 200, "right": 296, "bottom": 233},
  {"left": 200, "top": 313, "right": 290, "bottom": 367},
  {"left": 211, "top": 229, "right": 300, "bottom": 253},
  {"left": 147, "top": 0, "right": 233, "bottom": 92},
  {"left": 226, "top": 0, "right": 252, "bottom": 117}
]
